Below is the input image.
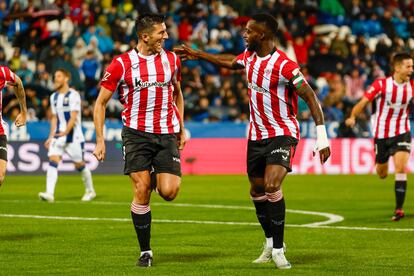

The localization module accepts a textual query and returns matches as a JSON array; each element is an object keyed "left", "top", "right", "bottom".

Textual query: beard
[
  {"left": 54, "top": 83, "right": 63, "bottom": 91},
  {"left": 246, "top": 41, "right": 259, "bottom": 52}
]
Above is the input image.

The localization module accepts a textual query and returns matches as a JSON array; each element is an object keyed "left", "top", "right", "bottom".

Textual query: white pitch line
[
  {"left": 0, "top": 214, "right": 413, "bottom": 232},
  {"left": 0, "top": 200, "right": 344, "bottom": 226}
]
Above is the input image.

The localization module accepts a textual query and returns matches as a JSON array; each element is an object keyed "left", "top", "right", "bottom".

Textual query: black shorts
[
  {"left": 121, "top": 127, "right": 181, "bottom": 176},
  {"left": 247, "top": 136, "right": 298, "bottom": 178},
  {"left": 374, "top": 132, "right": 411, "bottom": 164},
  {"left": 0, "top": 135, "right": 7, "bottom": 161}
]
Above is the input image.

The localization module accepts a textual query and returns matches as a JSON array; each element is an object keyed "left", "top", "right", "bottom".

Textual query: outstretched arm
[
  {"left": 174, "top": 45, "right": 244, "bottom": 70},
  {"left": 7, "top": 75, "right": 27, "bottom": 127},
  {"left": 296, "top": 83, "right": 331, "bottom": 164},
  {"left": 345, "top": 97, "right": 370, "bottom": 127},
  {"left": 93, "top": 87, "right": 112, "bottom": 161}
]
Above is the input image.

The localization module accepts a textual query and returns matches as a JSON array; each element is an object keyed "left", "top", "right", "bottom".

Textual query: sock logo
[
  {"left": 271, "top": 219, "right": 285, "bottom": 226},
  {"left": 137, "top": 223, "right": 151, "bottom": 229}
]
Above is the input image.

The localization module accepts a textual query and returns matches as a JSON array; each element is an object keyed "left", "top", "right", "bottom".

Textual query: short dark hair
[
  {"left": 55, "top": 68, "right": 71, "bottom": 79},
  {"left": 251, "top": 13, "right": 279, "bottom": 37},
  {"left": 135, "top": 13, "right": 165, "bottom": 36},
  {"left": 392, "top": 52, "right": 413, "bottom": 67}
]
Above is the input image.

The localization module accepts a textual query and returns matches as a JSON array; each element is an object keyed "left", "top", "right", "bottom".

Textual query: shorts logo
[
  {"left": 271, "top": 147, "right": 289, "bottom": 161},
  {"left": 397, "top": 141, "right": 411, "bottom": 150},
  {"left": 0, "top": 146, "right": 7, "bottom": 152},
  {"left": 172, "top": 157, "right": 181, "bottom": 163}
]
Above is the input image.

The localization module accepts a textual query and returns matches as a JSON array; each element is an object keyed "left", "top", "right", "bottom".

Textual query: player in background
[
  {"left": 93, "top": 14, "right": 186, "bottom": 267},
  {"left": 174, "top": 13, "right": 330, "bottom": 269},
  {"left": 346, "top": 52, "right": 414, "bottom": 221},
  {"left": 39, "top": 69, "right": 95, "bottom": 202},
  {"left": 0, "top": 66, "right": 27, "bottom": 187}
]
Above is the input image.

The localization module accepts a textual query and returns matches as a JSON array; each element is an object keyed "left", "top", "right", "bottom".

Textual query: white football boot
[
  {"left": 252, "top": 242, "right": 286, "bottom": 263},
  {"left": 38, "top": 192, "right": 54, "bottom": 203},
  {"left": 272, "top": 248, "right": 291, "bottom": 269}
]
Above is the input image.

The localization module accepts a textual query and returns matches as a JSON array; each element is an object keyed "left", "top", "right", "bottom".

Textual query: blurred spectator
[
  {"left": 344, "top": 68, "right": 367, "bottom": 103},
  {"left": 0, "top": 50, "right": 6, "bottom": 65},
  {"left": 178, "top": 17, "right": 192, "bottom": 42},
  {"left": 192, "top": 97, "right": 210, "bottom": 122},
  {"left": 25, "top": 86, "right": 40, "bottom": 121},
  {"left": 9, "top": 48, "right": 21, "bottom": 71},
  {"left": 79, "top": 49, "right": 101, "bottom": 101},
  {"left": 16, "top": 58, "right": 33, "bottom": 85},
  {"left": 323, "top": 74, "right": 345, "bottom": 122},
  {"left": 284, "top": 29, "right": 315, "bottom": 65}
]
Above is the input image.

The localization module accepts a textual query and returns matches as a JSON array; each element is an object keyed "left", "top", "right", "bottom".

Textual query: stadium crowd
[{"left": 0, "top": 0, "right": 414, "bottom": 137}]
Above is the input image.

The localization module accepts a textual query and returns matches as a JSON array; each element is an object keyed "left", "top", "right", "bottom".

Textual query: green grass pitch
[{"left": 0, "top": 174, "right": 413, "bottom": 275}]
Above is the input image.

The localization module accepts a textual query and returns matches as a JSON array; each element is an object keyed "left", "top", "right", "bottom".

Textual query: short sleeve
[
  {"left": 70, "top": 92, "right": 81, "bottom": 112},
  {"left": 281, "top": 59, "right": 300, "bottom": 81},
  {"left": 1, "top": 66, "right": 16, "bottom": 83},
  {"left": 280, "top": 59, "right": 308, "bottom": 90},
  {"left": 100, "top": 58, "right": 124, "bottom": 93},
  {"left": 364, "top": 79, "right": 382, "bottom": 101},
  {"left": 235, "top": 52, "right": 246, "bottom": 68}
]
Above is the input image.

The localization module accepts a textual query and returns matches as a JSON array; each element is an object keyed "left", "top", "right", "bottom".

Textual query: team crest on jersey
[
  {"left": 163, "top": 61, "right": 170, "bottom": 70},
  {"left": 265, "top": 69, "right": 271, "bottom": 76},
  {"left": 63, "top": 97, "right": 69, "bottom": 104}
]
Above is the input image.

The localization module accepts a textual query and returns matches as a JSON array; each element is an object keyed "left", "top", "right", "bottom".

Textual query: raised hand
[{"left": 173, "top": 44, "right": 198, "bottom": 61}]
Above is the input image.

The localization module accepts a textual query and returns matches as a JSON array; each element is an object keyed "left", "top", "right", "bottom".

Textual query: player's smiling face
[
  {"left": 147, "top": 23, "right": 168, "bottom": 54},
  {"left": 395, "top": 58, "right": 414, "bottom": 82},
  {"left": 243, "top": 20, "right": 263, "bottom": 52}
]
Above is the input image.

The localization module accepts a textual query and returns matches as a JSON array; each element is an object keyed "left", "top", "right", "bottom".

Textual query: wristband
[{"left": 315, "top": 125, "right": 329, "bottom": 151}]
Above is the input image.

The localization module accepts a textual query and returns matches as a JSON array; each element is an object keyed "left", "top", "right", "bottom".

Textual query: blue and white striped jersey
[{"left": 50, "top": 89, "right": 85, "bottom": 143}]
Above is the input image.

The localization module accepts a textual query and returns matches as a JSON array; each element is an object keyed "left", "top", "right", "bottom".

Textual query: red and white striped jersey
[
  {"left": 0, "top": 66, "right": 16, "bottom": 135},
  {"left": 365, "top": 76, "right": 414, "bottom": 139},
  {"left": 101, "top": 48, "right": 181, "bottom": 134},
  {"left": 236, "top": 49, "right": 301, "bottom": 141}
]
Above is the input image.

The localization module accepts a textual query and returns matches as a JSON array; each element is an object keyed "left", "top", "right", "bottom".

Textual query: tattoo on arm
[{"left": 14, "top": 77, "right": 27, "bottom": 113}]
